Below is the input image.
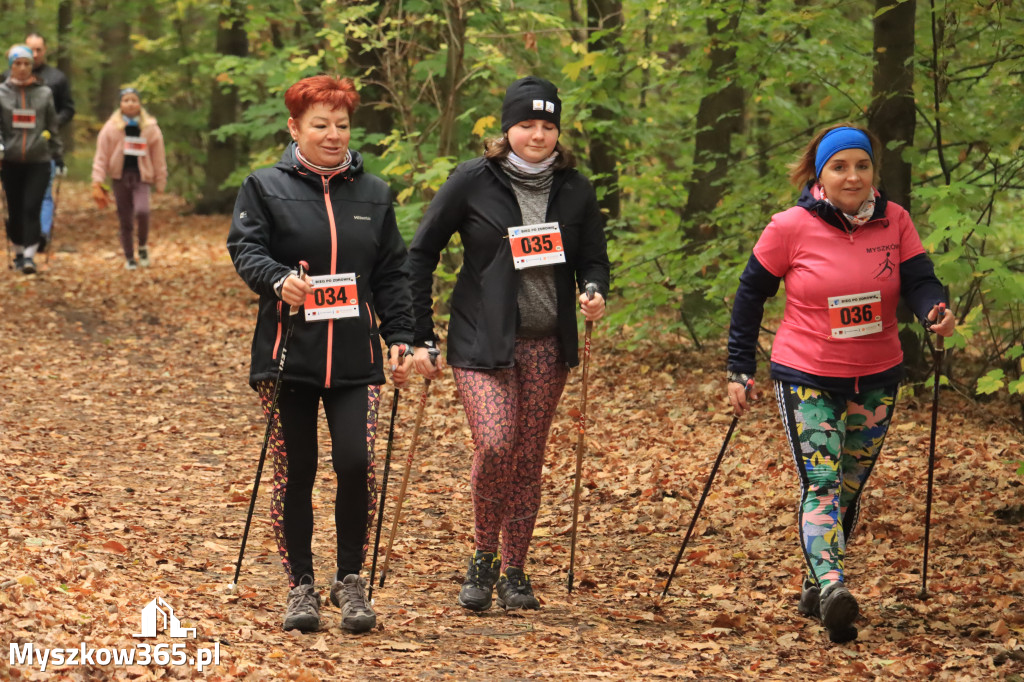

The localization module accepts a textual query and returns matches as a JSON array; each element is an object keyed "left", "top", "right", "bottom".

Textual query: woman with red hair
[{"left": 228, "top": 75, "right": 414, "bottom": 635}]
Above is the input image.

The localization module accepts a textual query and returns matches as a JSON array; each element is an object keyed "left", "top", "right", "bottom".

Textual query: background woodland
[{"left": 3, "top": 0, "right": 1022, "bottom": 433}]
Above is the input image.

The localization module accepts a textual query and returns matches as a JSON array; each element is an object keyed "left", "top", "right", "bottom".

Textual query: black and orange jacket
[
  {"left": 0, "top": 78, "right": 62, "bottom": 164},
  {"left": 227, "top": 144, "right": 413, "bottom": 390}
]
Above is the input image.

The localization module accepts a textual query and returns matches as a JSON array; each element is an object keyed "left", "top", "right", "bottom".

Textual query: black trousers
[
  {"left": 263, "top": 380, "right": 379, "bottom": 586},
  {"left": 1, "top": 161, "right": 51, "bottom": 247}
]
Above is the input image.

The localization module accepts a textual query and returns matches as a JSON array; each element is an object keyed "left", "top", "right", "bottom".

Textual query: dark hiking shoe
[
  {"left": 798, "top": 577, "right": 820, "bottom": 618},
  {"left": 12, "top": 254, "right": 24, "bottom": 271},
  {"left": 496, "top": 567, "right": 540, "bottom": 611},
  {"left": 820, "top": 583, "right": 859, "bottom": 643},
  {"left": 283, "top": 577, "right": 321, "bottom": 632},
  {"left": 21, "top": 257, "right": 36, "bottom": 275},
  {"left": 330, "top": 573, "right": 376, "bottom": 633},
  {"left": 458, "top": 550, "right": 500, "bottom": 612}
]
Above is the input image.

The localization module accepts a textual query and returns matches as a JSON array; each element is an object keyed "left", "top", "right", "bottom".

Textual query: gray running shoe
[
  {"left": 330, "top": 573, "right": 376, "bottom": 633},
  {"left": 138, "top": 246, "right": 150, "bottom": 267},
  {"left": 798, "top": 577, "right": 820, "bottom": 618},
  {"left": 283, "top": 577, "right": 321, "bottom": 632},
  {"left": 496, "top": 566, "right": 540, "bottom": 611},
  {"left": 457, "top": 550, "right": 500, "bottom": 612},
  {"left": 820, "top": 583, "right": 859, "bottom": 643}
]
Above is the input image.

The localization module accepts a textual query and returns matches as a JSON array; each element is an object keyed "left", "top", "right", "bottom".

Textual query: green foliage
[{"left": 32, "top": 0, "right": 1023, "bottom": 435}]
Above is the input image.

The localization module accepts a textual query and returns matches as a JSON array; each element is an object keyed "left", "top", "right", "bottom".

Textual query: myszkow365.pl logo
[{"left": 9, "top": 596, "right": 221, "bottom": 673}]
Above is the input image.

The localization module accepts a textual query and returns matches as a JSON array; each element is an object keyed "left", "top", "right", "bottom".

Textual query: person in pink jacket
[
  {"left": 726, "top": 124, "right": 955, "bottom": 643},
  {"left": 91, "top": 87, "right": 167, "bottom": 269}
]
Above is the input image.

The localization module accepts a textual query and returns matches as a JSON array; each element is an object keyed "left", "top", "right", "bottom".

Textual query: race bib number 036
[
  {"left": 304, "top": 273, "right": 359, "bottom": 322},
  {"left": 508, "top": 222, "right": 566, "bottom": 270},
  {"left": 828, "top": 291, "right": 882, "bottom": 338}
]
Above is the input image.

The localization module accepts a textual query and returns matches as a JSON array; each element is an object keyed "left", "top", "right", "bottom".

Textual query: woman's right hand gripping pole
[{"left": 727, "top": 373, "right": 757, "bottom": 417}]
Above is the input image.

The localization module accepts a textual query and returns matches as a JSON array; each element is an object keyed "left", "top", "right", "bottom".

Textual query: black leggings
[
  {"left": 1, "top": 161, "right": 51, "bottom": 247},
  {"left": 259, "top": 380, "right": 381, "bottom": 587}
]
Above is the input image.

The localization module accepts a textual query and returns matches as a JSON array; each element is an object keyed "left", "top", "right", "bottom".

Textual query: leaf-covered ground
[{"left": 1, "top": 183, "right": 1022, "bottom": 681}]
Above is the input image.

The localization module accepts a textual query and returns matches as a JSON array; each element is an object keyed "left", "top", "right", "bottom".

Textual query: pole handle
[{"left": 288, "top": 261, "right": 308, "bottom": 316}]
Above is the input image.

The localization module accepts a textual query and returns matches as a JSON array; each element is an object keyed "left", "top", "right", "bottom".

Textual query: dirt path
[{"left": 1, "top": 183, "right": 1021, "bottom": 680}]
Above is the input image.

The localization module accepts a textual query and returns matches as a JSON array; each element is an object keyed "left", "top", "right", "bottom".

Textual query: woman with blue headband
[
  {"left": 0, "top": 44, "right": 62, "bottom": 274},
  {"left": 725, "top": 124, "right": 955, "bottom": 642}
]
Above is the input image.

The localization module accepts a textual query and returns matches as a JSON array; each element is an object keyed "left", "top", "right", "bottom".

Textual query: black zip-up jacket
[
  {"left": 227, "top": 144, "right": 413, "bottom": 390},
  {"left": 406, "top": 156, "right": 610, "bottom": 369}
]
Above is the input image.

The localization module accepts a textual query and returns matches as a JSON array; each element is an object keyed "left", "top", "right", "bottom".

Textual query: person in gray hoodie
[{"left": 0, "top": 44, "right": 62, "bottom": 274}]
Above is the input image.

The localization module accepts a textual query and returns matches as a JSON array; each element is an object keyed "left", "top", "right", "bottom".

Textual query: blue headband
[
  {"left": 814, "top": 127, "right": 873, "bottom": 179},
  {"left": 119, "top": 87, "right": 140, "bottom": 101},
  {"left": 7, "top": 45, "right": 32, "bottom": 67}
]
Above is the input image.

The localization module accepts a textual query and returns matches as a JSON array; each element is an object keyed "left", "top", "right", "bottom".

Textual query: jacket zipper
[{"left": 19, "top": 87, "right": 28, "bottom": 158}]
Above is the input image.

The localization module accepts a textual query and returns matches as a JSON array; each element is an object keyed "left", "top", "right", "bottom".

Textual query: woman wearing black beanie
[{"left": 406, "top": 76, "right": 610, "bottom": 612}]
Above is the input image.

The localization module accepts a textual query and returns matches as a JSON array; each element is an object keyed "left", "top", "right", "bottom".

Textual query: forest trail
[{"left": 1, "top": 183, "right": 1021, "bottom": 680}]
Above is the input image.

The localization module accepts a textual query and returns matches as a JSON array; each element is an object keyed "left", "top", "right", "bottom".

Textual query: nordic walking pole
[
  {"left": 920, "top": 302, "right": 946, "bottom": 600},
  {"left": 567, "top": 282, "right": 600, "bottom": 594},
  {"left": 368, "top": 346, "right": 409, "bottom": 602},
  {"left": 661, "top": 377, "right": 754, "bottom": 599},
  {"left": 228, "top": 260, "right": 307, "bottom": 593},
  {"left": 47, "top": 170, "right": 63, "bottom": 266},
  {"left": 379, "top": 347, "right": 441, "bottom": 588}
]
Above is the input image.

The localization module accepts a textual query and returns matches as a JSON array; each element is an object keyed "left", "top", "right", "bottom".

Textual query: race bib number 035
[
  {"left": 508, "top": 222, "right": 566, "bottom": 270},
  {"left": 304, "top": 273, "right": 359, "bottom": 322},
  {"left": 828, "top": 291, "right": 882, "bottom": 338}
]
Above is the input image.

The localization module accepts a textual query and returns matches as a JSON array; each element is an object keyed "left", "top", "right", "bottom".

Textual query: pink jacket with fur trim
[{"left": 91, "top": 109, "right": 167, "bottom": 192}]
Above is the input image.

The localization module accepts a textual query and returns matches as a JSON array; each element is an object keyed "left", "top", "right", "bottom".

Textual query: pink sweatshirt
[
  {"left": 91, "top": 108, "right": 167, "bottom": 193},
  {"left": 752, "top": 201, "right": 926, "bottom": 378}
]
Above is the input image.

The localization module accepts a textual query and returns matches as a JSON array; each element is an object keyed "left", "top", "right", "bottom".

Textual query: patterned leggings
[
  {"left": 452, "top": 336, "right": 568, "bottom": 572},
  {"left": 774, "top": 380, "right": 897, "bottom": 590},
  {"left": 257, "top": 380, "right": 381, "bottom": 588}
]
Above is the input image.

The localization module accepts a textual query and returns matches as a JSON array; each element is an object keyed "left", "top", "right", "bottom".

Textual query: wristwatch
[{"left": 727, "top": 371, "right": 754, "bottom": 387}]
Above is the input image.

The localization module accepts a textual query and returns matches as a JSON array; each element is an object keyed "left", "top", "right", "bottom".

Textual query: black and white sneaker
[
  {"left": 126, "top": 258, "right": 138, "bottom": 270},
  {"left": 138, "top": 246, "right": 150, "bottom": 267},
  {"left": 820, "top": 583, "right": 859, "bottom": 643},
  {"left": 283, "top": 576, "right": 321, "bottom": 632},
  {"left": 330, "top": 573, "right": 376, "bottom": 633},
  {"left": 457, "top": 550, "right": 500, "bottom": 612},
  {"left": 496, "top": 567, "right": 540, "bottom": 611},
  {"left": 21, "top": 257, "right": 37, "bottom": 275},
  {"left": 798, "top": 577, "right": 820, "bottom": 618}
]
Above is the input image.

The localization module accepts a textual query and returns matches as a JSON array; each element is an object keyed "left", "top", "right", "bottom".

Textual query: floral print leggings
[
  {"left": 452, "top": 336, "right": 568, "bottom": 572},
  {"left": 773, "top": 380, "right": 898, "bottom": 591},
  {"left": 257, "top": 380, "right": 381, "bottom": 588}
]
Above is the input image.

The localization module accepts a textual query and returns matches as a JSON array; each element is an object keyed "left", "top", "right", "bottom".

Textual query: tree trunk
[
  {"left": 680, "top": 13, "right": 745, "bottom": 243},
  {"left": 195, "top": 0, "right": 247, "bottom": 215},
  {"left": 869, "top": 0, "right": 926, "bottom": 379},
  {"left": 586, "top": 0, "right": 622, "bottom": 221},
  {"left": 868, "top": 0, "right": 916, "bottom": 210},
  {"left": 437, "top": 0, "right": 468, "bottom": 159},
  {"left": 57, "top": 0, "right": 73, "bottom": 153},
  {"left": 94, "top": 4, "right": 130, "bottom": 121}
]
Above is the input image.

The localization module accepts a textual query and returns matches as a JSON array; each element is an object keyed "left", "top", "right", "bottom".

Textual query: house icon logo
[{"left": 133, "top": 597, "right": 197, "bottom": 638}]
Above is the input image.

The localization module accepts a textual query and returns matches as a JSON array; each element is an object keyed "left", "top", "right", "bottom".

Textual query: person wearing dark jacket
[
  {"left": 227, "top": 75, "right": 414, "bottom": 635},
  {"left": 25, "top": 33, "right": 73, "bottom": 252},
  {"left": 407, "top": 76, "right": 610, "bottom": 613},
  {"left": 726, "top": 124, "right": 955, "bottom": 643},
  {"left": 0, "top": 44, "right": 62, "bottom": 274}
]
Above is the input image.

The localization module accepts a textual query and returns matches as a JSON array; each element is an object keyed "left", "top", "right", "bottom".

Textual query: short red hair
[{"left": 284, "top": 75, "right": 360, "bottom": 120}]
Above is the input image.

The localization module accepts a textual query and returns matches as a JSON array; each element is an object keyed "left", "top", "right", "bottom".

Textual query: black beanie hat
[{"left": 501, "top": 76, "right": 561, "bottom": 133}]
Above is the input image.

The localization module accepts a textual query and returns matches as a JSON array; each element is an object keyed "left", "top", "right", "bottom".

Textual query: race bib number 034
[
  {"left": 828, "top": 291, "right": 883, "bottom": 338},
  {"left": 304, "top": 273, "right": 359, "bottom": 322},
  {"left": 508, "top": 222, "right": 566, "bottom": 270}
]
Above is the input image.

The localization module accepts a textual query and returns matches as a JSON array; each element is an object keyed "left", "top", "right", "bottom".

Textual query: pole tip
[
  {"left": 225, "top": 582, "right": 236, "bottom": 595},
  {"left": 918, "top": 589, "right": 928, "bottom": 600}
]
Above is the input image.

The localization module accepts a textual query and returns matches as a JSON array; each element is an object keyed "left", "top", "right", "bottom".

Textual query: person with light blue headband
[
  {"left": 726, "top": 123, "right": 955, "bottom": 643},
  {"left": 0, "top": 43, "right": 62, "bottom": 274}
]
